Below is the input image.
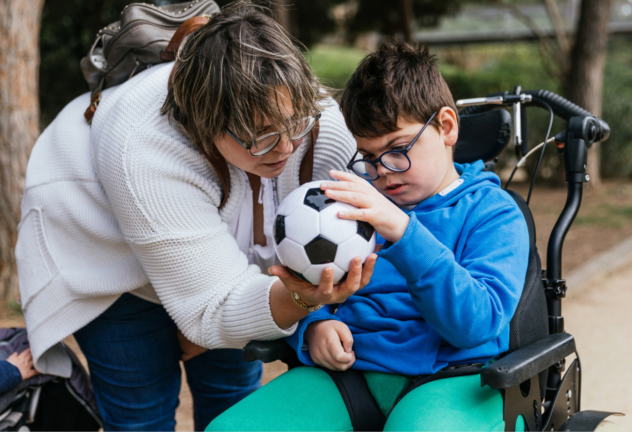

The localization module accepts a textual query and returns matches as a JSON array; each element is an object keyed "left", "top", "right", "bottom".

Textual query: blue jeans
[{"left": 74, "top": 293, "right": 262, "bottom": 431}]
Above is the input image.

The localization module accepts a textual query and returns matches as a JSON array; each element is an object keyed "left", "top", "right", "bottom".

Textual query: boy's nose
[{"left": 376, "top": 162, "right": 392, "bottom": 177}]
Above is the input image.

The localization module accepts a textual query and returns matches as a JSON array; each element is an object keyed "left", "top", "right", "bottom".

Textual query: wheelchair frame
[
  {"left": 243, "top": 88, "right": 624, "bottom": 431},
  {"left": 460, "top": 88, "right": 619, "bottom": 431}
]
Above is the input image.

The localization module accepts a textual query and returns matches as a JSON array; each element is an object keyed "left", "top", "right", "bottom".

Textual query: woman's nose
[{"left": 274, "top": 135, "right": 294, "bottom": 155}]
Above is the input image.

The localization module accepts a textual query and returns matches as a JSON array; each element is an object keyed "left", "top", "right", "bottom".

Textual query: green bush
[
  {"left": 601, "top": 39, "right": 632, "bottom": 178},
  {"left": 307, "top": 45, "right": 368, "bottom": 90}
]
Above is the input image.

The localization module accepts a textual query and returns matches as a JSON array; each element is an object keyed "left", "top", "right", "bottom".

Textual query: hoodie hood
[{"left": 411, "top": 160, "right": 499, "bottom": 213}]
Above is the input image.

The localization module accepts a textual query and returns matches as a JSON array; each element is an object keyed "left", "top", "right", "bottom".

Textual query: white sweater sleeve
[{"left": 94, "top": 99, "right": 295, "bottom": 349}]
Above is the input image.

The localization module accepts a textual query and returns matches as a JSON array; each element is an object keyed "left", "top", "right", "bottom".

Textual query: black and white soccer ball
[{"left": 273, "top": 180, "right": 376, "bottom": 285}]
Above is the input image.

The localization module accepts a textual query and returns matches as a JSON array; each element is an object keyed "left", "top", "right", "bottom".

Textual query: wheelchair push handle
[
  {"left": 524, "top": 90, "right": 610, "bottom": 143},
  {"left": 457, "top": 89, "right": 610, "bottom": 144}
]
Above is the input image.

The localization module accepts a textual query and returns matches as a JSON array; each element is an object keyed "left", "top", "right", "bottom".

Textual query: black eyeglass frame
[
  {"left": 346, "top": 111, "right": 438, "bottom": 180},
  {"left": 224, "top": 112, "right": 322, "bottom": 157}
]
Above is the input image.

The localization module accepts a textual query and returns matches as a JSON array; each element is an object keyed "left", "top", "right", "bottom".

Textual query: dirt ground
[
  {"left": 511, "top": 180, "right": 632, "bottom": 273},
  {"left": 1, "top": 180, "right": 631, "bottom": 430}
]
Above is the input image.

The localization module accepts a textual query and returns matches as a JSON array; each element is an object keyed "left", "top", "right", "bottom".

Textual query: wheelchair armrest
[
  {"left": 481, "top": 333, "right": 576, "bottom": 389},
  {"left": 242, "top": 339, "right": 295, "bottom": 363}
]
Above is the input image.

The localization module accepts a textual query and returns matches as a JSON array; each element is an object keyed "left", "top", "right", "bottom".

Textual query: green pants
[{"left": 208, "top": 366, "right": 525, "bottom": 431}]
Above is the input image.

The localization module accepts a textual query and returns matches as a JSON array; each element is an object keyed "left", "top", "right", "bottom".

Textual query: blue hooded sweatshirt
[{"left": 286, "top": 161, "right": 530, "bottom": 376}]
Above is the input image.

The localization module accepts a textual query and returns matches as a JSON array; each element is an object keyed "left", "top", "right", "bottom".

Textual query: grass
[
  {"left": 306, "top": 44, "right": 367, "bottom": 89},
  {"left": 0, "top": 299, "right": 24, "bottom": 320},
  {"left": 575, "top": 205, "right": 632, "bottom": 228}
]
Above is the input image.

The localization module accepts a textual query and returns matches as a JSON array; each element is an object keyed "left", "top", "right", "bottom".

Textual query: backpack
[
  {"left": 0, "top": 328, "right": 101, "bottom": 432},
  {"left": 81, "top": 0, "right": 220, "bottom": 122}
]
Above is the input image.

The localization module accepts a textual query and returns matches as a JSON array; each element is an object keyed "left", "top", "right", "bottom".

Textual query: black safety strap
[
  {"left": 393, "top": 363, "right": 484, "bottom": 409},
  {"left": 318, "top": 367, "right": 386, "bottom": 432}
]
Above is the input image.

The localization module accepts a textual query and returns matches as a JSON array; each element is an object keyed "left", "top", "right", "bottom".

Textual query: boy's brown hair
[{"left": 340, "top": 42, "right": 458, "bottom": 138}]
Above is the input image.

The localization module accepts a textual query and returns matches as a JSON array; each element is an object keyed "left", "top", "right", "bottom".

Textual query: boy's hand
[
  {"left": 6, "top": 348, "right": 38, "bottom": 380},
  {"left": 177, "top": 330, "right": 208, "bottom": 361},
  {"left": 305, "top": 320, "right": 355, "bottom": 371},
  {"left": 270, "top": 253, "right": 377, "bottom": 307},
  {"left": 321, "top": 170, "right": 410, "bottom": 243}
]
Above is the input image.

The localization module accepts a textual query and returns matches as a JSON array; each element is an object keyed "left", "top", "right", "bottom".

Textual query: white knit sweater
[{"left": 16, "top": 62, "right": 356, "bottom": 376}]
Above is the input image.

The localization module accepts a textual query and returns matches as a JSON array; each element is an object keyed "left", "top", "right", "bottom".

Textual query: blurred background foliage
[{"left": 39, "top": 0, "right": 632, "bottom": 179}]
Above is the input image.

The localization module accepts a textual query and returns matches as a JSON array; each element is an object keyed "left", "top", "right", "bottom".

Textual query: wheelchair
[{"left": 242, "top": 88, "right": 624, "bottom": 431}]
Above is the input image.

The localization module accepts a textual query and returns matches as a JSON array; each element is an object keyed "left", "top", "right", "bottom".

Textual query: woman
[{"left": 15, "top": 3, "right": 375, "bottom": 430}]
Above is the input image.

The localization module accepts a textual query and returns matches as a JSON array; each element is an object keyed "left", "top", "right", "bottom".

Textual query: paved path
[{"left": 563, "top": 264, "right": 632, "bottom": 430}]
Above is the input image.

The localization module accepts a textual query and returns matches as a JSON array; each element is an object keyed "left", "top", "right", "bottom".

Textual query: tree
[
  {"left": 39, "top": 0, "right": 163, "bottom": 126},
  {"left": 343, "top": 0, "right": 462, "bottom": 43},
  {"left": 508, "top": 0, "right": 614, "bottom": 185},
  {"left": 566, "top": 0, "right": 613, "bottom": 186},
  {"left": 0, "top": 0, "right": 46, "bottom": 299}
]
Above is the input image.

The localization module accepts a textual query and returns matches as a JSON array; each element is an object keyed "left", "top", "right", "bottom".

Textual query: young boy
[{"left": 208, "top": 42, "right": 529, "bottom": 432}]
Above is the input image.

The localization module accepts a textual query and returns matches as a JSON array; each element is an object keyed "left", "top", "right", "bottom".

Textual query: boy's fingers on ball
[
  {"left": 329, "top": 170, "right": 357, "bottom": 182},
  {"left": 326, "top": 190, "right": 368, "bottom": 208},
  {"left": 320, "top": 180, "right": 353, "bottom": 191},
  {"left": 337, "top": 209, "right": 366, "bottom": 221}
]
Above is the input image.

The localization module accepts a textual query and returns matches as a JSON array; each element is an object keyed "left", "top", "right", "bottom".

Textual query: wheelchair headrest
[{"left": 453, "top": 109, "right": 512, "bottom": 164}]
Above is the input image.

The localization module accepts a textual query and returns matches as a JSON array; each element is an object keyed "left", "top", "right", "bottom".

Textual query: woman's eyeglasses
[
  {"left": 346, "top": 112, "right": 438, "bottom": 181},
  {"left": 225, "top": 113, "right": 322, "bottom": 157}
]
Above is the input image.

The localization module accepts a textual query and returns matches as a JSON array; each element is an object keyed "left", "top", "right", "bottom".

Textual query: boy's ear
[{"left": 438, "top": 107, "right": 459, "bottom": 148}]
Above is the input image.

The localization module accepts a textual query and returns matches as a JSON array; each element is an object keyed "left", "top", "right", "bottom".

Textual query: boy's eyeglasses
[
  {"left": 346, "top": 111, "right": 438, "bottom": 181},
  {"left": 224, "top": 113, "right": 322, "bottom": 157}
]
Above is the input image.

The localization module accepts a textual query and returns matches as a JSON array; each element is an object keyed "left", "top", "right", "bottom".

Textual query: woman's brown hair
[{"left": 162, "top": 1, "right": 326, "bottom": 155}]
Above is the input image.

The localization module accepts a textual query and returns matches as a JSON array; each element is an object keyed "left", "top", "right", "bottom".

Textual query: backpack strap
[
  {"left": 318, "top": 367, "right": 387, "bottom": 431},
  {"left": 161, "top": 16, "right": 211, "bottom": 62},
  {"left": 298, "top": 123, "right": 318, "bottom": 186}
]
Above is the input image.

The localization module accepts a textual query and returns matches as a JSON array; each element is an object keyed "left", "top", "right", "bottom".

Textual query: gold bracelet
[{"left": 290, "top": 291, "right": 323, "bottom": 312}]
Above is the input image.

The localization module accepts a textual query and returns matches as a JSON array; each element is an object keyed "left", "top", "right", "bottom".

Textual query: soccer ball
[{"left": 273, "top": 180, "right": 376, "bottom": 285}]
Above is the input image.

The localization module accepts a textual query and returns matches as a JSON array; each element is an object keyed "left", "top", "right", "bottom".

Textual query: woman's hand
[
  {"left": 177, "top": 330, "right": 208, "bottom": 362},
  {"left": 6, "top": 348, "right": 38, "bottom": 380},
  {"left": 269, "top": 252, "right": 377, "bottom": 308},
  {"left": 321, "top": 170, "right": 410, "bottom": 243},
  {"left": 305, "top": 320, "right": 355, "bottom": 371}
]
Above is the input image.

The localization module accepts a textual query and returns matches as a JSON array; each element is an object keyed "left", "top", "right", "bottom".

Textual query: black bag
[
  {"left": 0, "top": 328, "right": 101, "bottom": 432},
  {"left": 81, "top": 0, "right": 220, "bottom": 122}
]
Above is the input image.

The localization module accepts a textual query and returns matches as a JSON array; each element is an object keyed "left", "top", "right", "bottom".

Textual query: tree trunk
[
  {"left": 272, "top": 0, "right": 293, "bottom": 37},
  {"left": 566, "top": 0, "right": 613, "bottom": 186},
  {"left": 0, "top": 0, "right": 44, "bottom": 299},
  {"left": 399, "top": 0, "right": 414, "bottom": 42}
]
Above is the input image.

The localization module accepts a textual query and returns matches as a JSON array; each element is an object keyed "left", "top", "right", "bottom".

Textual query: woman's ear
[{"left": 438, "top": 107, "right": 459, "bottom": 148}]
